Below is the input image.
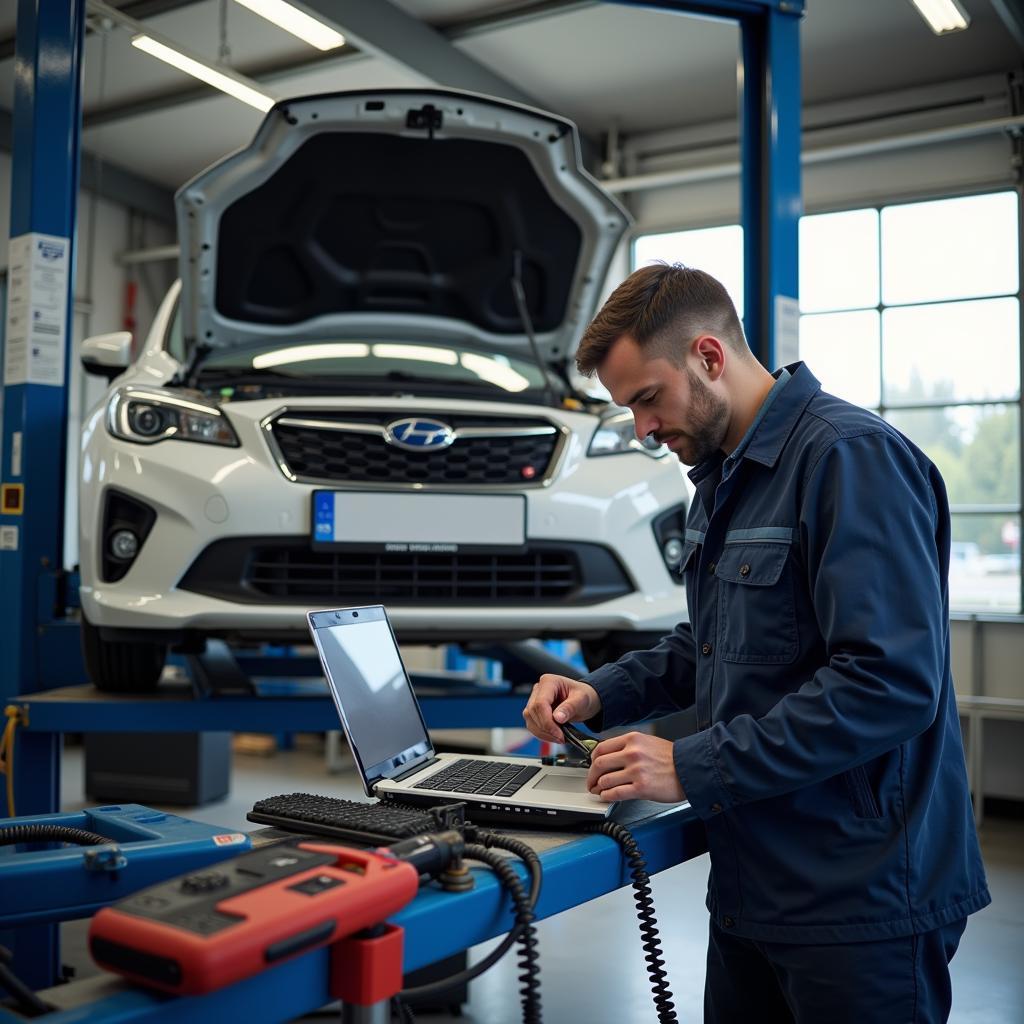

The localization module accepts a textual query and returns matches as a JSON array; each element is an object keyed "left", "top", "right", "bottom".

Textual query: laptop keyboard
[{"left": 414, "top": 758, "right": 542, "bottom": 798}]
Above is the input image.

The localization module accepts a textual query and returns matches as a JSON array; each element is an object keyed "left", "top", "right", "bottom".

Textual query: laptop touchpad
[{"left": 532, "top": 773, "right": 590, "bottom": 793}]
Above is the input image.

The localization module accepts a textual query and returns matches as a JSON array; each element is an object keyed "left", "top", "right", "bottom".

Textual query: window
[
  {"left": 633, "top": 225, "right": 745, "bottom": 317},
  {"left": 632, "top": 190, "right": 1022, "bottom": 613}
]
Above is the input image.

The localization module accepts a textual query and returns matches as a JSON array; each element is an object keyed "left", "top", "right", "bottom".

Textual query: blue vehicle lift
[{"left": 0, "top": 0, "right": 802, "bottom": 1005}]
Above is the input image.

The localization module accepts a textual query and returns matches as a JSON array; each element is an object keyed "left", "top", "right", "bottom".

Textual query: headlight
[
  {"left": 587, "top": 411, "right": 668, "bottom": 458},
  {"left": 107, "top": 387, "right": 239, "bottom": 447}
]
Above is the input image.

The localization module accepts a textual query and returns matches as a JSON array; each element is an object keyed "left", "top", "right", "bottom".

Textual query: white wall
[
  {"left": 626, "top": 134, "right": 1016, "bottom": 236},
  {"left": 0, "top": 149, "right": 176, "bottom": 569}
]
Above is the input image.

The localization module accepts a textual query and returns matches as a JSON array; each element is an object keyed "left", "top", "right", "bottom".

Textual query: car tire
[{"left": 81, "top": 616, "right": 168, "bottom": 693}]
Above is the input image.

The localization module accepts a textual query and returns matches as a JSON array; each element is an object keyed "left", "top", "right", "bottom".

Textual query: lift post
[
  {"left": 0, "top": 0, "right": 85, "bottom": 991},
  {"left": 614, "top": 0, "right": 803, "bottom": 367},
  {"left": 0, "top": 0, "right": 86, "bottom": 708}
]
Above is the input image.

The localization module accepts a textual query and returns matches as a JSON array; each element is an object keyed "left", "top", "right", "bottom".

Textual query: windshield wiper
[
  {"left": 195, "top": 367, "right": 353, "bottom": 392},
  {"left": 197, "top": 366, "right": 293, "bottom": 380}
]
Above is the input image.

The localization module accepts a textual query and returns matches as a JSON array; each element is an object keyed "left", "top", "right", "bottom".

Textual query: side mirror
[{"left": 81, "top": 331, "right": 133, "bottom": 380}]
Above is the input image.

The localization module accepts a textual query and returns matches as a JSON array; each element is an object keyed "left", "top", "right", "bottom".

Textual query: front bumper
[{"left": 79, "top": 396, "right": 690, "bottom": 640}]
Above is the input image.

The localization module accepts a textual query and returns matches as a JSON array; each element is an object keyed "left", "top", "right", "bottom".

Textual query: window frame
[{"left": 630, "top": 184, "right": 1024, "bottom": 616}]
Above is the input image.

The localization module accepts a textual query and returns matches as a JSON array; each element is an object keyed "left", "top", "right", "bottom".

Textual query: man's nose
[{"left": 634, "top": 414, "right": 656, "bottom": 442}]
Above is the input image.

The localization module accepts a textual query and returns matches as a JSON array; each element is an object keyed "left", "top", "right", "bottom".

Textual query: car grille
[
  {"left": 178, "top": 538, "right": 633, "bottom": 606},
  {"left": 249, "top": 548, "right": 577, "bottom": 601},
  {"left": 266, "top": 412, "right": 562, "bottom": 486}
]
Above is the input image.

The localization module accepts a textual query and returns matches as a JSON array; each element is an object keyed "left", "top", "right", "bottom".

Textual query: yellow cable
[{"left": 1, "top": 705, "right": 22, "bottom": 818}]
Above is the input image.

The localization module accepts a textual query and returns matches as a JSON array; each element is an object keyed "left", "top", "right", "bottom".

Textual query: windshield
[{"left": 194, "top": 339, "right": 551, "bottom": 397}]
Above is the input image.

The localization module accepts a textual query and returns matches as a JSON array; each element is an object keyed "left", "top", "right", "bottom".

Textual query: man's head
[{"left": 576, "top": 263, "right": 760, "bottom": 466}]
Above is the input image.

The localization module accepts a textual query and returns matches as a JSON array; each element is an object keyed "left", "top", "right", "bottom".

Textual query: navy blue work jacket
[{"left": 586, "top": 363, "right": 990, "bottom": 943}]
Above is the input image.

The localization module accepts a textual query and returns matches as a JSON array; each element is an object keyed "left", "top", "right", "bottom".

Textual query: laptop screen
[{"left": 308, "top": 606, "right": 432, "bottom": 793}]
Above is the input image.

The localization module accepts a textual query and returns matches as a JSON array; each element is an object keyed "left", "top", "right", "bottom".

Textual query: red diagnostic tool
[{"left": 88, "top": 839, "right": 419, "bottom": 995}]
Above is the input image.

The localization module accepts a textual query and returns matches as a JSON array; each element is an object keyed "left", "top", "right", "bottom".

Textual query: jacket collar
[{"left": 688, "top": 361, "right": 821, "bottom": 485}]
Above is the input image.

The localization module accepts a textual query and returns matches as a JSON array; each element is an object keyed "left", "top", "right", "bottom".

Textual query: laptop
[{"left": 307, "top": 605, "right": 615, "bottom": 829}]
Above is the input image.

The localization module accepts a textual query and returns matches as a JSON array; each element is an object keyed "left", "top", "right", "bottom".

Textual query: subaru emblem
[{"left": 385, "top": 417, "right": 455, "bottom": 451}]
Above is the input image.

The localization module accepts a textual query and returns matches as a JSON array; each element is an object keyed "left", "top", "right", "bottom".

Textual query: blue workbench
[
  {"left": 1, "top": 802, "right": 707, "bottom": 1022},
  {"left": 2, "top": 676, "right": 539, "bottom": 991},
  {"left": 6, "top": 678, "right": 530, "bottom": 818}
]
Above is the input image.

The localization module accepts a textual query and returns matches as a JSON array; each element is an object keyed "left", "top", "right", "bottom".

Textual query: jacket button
[
  {"left": 723, "top": 916, "right": 735, "bottom": 928},
  {"left": 707, "top": 561, "right": 717, "bottom": 575},
  {"left": 711, "top": 803, "right": 722, "bottom": 813},
  {"left": 739, "top": 563, "right": 751, "bottom": 577},
  {"left": 701, "top": 642, "right": 712, "bottom": 656}
]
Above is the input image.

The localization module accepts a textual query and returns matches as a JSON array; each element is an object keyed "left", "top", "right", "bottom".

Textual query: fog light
[
  {"left": 110, "top": 529, "right": 139, "bottom": 561},
  {"left": 662, "top": 537, "right": 684, "bottom": 568},
  {"left": 652, "top": 502, "right": 689, "bottom": 585}
]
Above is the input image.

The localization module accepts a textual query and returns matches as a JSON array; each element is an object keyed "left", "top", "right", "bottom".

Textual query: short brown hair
[{"left": 575, "top": 263, "right": 748, "bottom": 377}]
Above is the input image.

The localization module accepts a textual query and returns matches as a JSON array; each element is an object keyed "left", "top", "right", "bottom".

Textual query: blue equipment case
[{"left": 0, "top": 805, "right": 252, "bottom": 926}]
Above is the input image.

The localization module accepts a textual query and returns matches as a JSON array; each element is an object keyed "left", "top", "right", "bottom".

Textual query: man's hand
[
  {"left": 522, "top": 673, "right": 602, "bottom": 743},
  {"left": 586, "top": 731, "right": 686, "bottom": 803}
]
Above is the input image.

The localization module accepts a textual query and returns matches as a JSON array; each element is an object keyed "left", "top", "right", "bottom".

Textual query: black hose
[
  {"left": 397, "top": 829, "right": 542, "bottom": 1006},
  {"left": 0, "top": 946, "right": 52, "bottom": 1018},
  {"left": 399, "top": 842, "right": 542, "bottom": 1023},
  {"left": 0, "top": 824, "right": 114, "bottom": 847},
  {"left": 594, "top": 821, "right": 677, "bottom": 1024}
]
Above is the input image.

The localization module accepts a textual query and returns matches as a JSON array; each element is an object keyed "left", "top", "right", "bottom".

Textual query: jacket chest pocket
[{"left": 715, "top": 539, "right": 799, "bottom": 664}]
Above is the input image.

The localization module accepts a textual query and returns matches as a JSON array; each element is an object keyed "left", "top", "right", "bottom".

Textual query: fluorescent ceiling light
[
  {"left": 252, "top": 343, "right": 369, "bottom": 367},
  {"left": 460, "top": 353, "right": 530, "bottom": 392},
  {"left": 372, "top": 344, "right": 458, "bottom": 365},
  {"left": 131, "top": 35, "right": 275, "bottom": 111},
  {"left": 232, "top": 0, "right": 344, "bottom": 51},
  {"left": 907, "top": 0, "right": 970, "bottom": 34}
]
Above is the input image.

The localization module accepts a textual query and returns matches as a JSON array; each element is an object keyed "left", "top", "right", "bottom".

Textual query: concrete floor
[{"left": 54, "top": 738, "right": 1024, "bottom": 1023}]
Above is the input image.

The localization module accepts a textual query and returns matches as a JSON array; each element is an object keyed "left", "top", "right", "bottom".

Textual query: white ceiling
[{"left": 0, "top": 0, "right": 1019, "bottom": 193}]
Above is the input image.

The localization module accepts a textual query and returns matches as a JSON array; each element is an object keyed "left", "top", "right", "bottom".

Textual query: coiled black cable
[
  {"left": 398, "top": 841, "right": 542, "bottom": 1023},
  {"left": 390, "top": 995, "right": 415, "bottom": 1023},
  {"left": 0, "top": 824, "right": 114, "bottom": 847},
  {"left": 466, "top": 828, "right": 543, "bottom": 909},
  {"left": 464, "top": 843, "right": 541, "bottom": 1024},
  {"left": 397, "top": 827, "right": 542, "bottom": 1009},
  {"left": 594, "top": 821, "right": 677, "bottom": 1024}
]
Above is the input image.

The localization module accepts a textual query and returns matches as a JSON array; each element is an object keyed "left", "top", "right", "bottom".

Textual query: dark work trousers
[{"left": 704, "top": 916, "right": 968, "bottom": 1023}]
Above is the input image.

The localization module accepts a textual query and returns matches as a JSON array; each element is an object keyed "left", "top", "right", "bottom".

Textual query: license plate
[{"left": 312, "top": 491, "right": 526, "bottom": 550}]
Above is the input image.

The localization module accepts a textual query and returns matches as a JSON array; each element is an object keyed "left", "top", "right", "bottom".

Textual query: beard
[{"left": 663, "top": 367, "right": 730, "bottom": 466}]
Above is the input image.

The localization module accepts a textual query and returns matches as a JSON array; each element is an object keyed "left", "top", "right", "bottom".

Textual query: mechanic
[{"left": 522, "top": 263, "right": 990, "bottom": 1023}]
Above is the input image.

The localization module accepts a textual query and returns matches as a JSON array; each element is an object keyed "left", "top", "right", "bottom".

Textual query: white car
[{"left": 78, "top": 89, "right": 689, "bottom": 692}]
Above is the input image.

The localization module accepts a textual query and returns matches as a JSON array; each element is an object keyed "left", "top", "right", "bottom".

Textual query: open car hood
[{"left": 176, "top": 89, "right": 630, "bottom": 369}]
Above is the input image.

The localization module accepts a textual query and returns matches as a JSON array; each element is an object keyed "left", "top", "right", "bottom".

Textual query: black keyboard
[
  {"left": 247, "top": 792, "right": 449, "bottom": 846},
  {"left": 414, "top": 758, "right": 541, "bottom": 798}
]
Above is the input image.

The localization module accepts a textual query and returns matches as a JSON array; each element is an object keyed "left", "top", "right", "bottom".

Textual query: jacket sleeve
[
  {"left": 675, "top": 430, "right": 946, "bottom": 818},
  {"left": 583, "top": 620, "right": 698, "bottom": 730}
]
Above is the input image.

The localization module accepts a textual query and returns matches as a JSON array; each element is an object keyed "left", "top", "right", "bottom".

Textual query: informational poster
[
  {"left": 774, "top": 294, "right": 801, "bottom": 369},
  {"left": 3, "top": 233, "right": 70, "bottom": 387}
]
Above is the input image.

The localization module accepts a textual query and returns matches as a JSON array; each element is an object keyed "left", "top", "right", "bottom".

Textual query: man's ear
[{"left": 693, "top": 335, "right": 726, "bottom": 379}]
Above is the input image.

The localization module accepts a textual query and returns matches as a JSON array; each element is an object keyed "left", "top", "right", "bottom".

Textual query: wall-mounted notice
[
  {"left": 774, "top": 294, "right": 800, "bottom": 369},
  {"left": 3, "top": 233, "right": 70, "bottom": 387}
]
